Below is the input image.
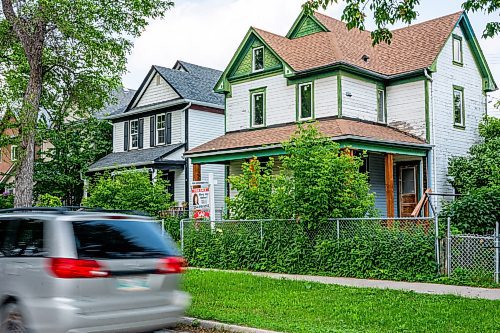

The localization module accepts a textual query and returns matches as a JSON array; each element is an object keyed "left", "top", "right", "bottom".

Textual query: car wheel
[{"left": 0, "top": 303, "right": 27, "bottom": 333}]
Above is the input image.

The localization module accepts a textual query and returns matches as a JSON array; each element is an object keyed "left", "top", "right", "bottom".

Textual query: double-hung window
[
  {"left": 452, "top": 35, "right": 463, "bottom": 65},
  {"left": 453, "top": 86, "right": 465, "bottom": 127},
  {"left": 252, "top": 46, "right": 264, "bottom": 73},
  {"left": 298, "top": 83, "right": 313, "bottom": 120},
  {"left": 377, "top": 89, "right": 386, "bottom": 123},
  {"left": 156, "top": 114, "right": 166, "bottom": 145},
  {"left": 251, "top": 90, "right": 265, "bottom": 128},
  {"left": 130, "top": 120, "right": 139, "bottom": 149}
]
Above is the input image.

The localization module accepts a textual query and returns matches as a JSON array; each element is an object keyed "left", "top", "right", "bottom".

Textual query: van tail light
[
  {"left": 48, "top": 258, "right": 110, "bottom": 279},
  {"left": 157, "top": 257, "right": 186, "bottom": 274}
]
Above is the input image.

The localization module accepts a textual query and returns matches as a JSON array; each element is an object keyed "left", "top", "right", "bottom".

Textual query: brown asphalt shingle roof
[
  {"left": 185, "top": 118, "right": 426, "bottom": 155},
  {"left": 255, "top": 11, "right": 463, "bottom": 76}
]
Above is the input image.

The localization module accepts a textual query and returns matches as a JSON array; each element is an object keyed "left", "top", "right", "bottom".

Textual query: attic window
[
  {"left": 452, "top": 35, "right": 463, "bottom": 65},
  {"left": 252, "top": 46, "right": 264, "bottom": 73},
  {"left": 155, "top": 75, "right": 161, "bottom": 86}
]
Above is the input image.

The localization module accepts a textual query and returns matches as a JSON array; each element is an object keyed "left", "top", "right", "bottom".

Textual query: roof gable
[
  {"left": 134, "top": 71, "right": 180, "bottom": 109},
  {"left": 230, "top": 38, "right": 282, "bottom": 78},
  {"left": 287, "top": 11, "right": 329, "bottom": 39}
]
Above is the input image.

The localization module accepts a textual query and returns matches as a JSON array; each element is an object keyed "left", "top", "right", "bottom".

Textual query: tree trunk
[{"left": 14, "top": 69, "right": 43, "bottom": 207}]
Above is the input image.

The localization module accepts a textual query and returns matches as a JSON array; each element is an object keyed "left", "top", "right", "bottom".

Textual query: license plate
[{"left": 116, "top": 276, "right": 150, "bottom": 291}]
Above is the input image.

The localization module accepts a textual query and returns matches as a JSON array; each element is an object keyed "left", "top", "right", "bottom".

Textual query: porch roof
[
  {"left": 185, "top": 118, "right": 431, "bottom": 163},
  {"left": 88, "top": 143, "right": 184, "bottom": 173}
]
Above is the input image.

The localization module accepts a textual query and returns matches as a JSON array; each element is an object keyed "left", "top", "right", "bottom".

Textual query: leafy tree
[
  {"left": 443, "top": 117, "right": 500, "bottom": 234},
  {"left": 227, "top": 123, "right": 376, "bottom": 227},
  {"left": 34, "top": 117, "right": 112, "bottom": 206},
  {"left": 36, "top": 193, "right": 62, "bottom": 207},
  {"left": 0, "top": 0, "right": 174, "bottom": 207},
  {"left": 83, "top": 170, "right": 173, "bottom": 217},
  {"left": 304, "top": 1, "right": 500, "bottom": 44}
]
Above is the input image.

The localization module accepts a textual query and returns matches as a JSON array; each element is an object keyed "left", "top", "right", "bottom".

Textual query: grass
[{"left": 182, "top": 270, "right": 500, "bottom": 333}]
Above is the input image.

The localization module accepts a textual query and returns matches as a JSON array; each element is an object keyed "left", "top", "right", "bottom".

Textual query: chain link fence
[
  {"left": 180, "top": 217, "right": 437, "bottom": 280},
  {"left": 447, "top": 219, "right": 499, "bottom": 283}
]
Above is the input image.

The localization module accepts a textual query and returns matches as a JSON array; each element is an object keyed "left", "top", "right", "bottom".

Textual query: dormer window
[
  {"left": 130, "top": 120, "right": 139, "bottom": 149},
  {"left": 252, "top": 46, "right": 264, "bottom": 73},
  {"left": 452, "top": 35, "right": 463, "bottom": 66}
]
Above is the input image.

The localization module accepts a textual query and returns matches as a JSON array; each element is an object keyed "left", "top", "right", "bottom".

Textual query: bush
[
  {"left": 36, "top": 193, "right": 62, "bottom": 207},
  {"left": 0, "top": 193, "right": 14, "bottom": 209},
  {"left": 183, "top": 220, "right": 436, "bottom": 281},
  {"left": 83, "top": 169, "right": 172, "bottom": 217}
]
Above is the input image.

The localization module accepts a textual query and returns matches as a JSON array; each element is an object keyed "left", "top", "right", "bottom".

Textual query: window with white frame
[
  {"left": 156, "top": 114, "right": 166, "bottom": 145},
  {"left": 452, "top": 35, "right": 463, "bottom": 65},
  {"left": 251, "top": 91, "right": 265, "bottom": 127},
  {"left": 10, "top": 145, "right": 17, "bottom": 161},
  {"left": 252, "top": 46, "right": 264, "bottom": 73},
  {"left": 298, "top": 83, "right": 313, "bottom": 120},
  {"left": 130, "top": 120, "right": 139, "bottom": 149},
  {"left": 453, "top": 86, "right": 465, "bottom": 127},
  {"left": 377, "top": 89, "right": 386, "bottom": 123}
]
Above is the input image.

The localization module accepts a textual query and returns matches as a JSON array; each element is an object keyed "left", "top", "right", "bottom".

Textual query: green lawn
[{"left": 182, "top": 270, "right": 500, "bottom": 333}]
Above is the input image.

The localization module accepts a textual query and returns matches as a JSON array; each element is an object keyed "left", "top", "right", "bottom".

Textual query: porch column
[
  {"left": 193, "top": 163, "right": 201, "bottom": 182},
  {"left": 384, "top": 153, "right": 395, "bottom": 218}
]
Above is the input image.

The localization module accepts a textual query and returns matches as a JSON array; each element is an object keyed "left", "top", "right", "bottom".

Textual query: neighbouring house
[
  {"left": 89, "top": 61, "right": 225, "bottom": 209},
  {"left": 184, "top": 10, "right": 497, "bottom": 217}
]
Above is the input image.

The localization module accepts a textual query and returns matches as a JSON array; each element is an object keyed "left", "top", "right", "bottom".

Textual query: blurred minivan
[{"left": 0, "top": 208, "right": 189, "bottom": 333}]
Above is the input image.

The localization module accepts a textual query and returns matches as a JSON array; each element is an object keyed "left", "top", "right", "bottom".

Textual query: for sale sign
[{"left": 192, "top": 187, "right": 210, "bottom": 219}]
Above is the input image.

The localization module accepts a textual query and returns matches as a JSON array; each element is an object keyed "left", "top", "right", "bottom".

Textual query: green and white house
[{"left": 185, "top": 10, "right": 497, "bottom": 217}]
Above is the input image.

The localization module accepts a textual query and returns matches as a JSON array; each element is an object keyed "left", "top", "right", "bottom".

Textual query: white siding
[
  {"left": 113, "top": 122, "right": 124, "bottom": 152},
  {"left": 188, "top": 109, "right": 226, "bottom": 210},
  {"left": 315, "top": 75, "right": 338, "bottom": 119},
  {"left": 226, "top": 74, "right": 295, "bottom": 132},
  {"left": 136, "top": 73, "right": 179, "bottom": 107},
  {"left": 387, "top": 80, "right": 427, "bottom": 140},
  {"left": 431, "top": 26, "right": 486, "bottom": 198},
  {"left": 172, "top": 110, "right": 185, "bottom": 144},
  {"left": 228, "top": 160, "right": 243, "bottom": 198},
  {"left": 341, "top": 76, "right": 378, "bottom": 121},
  {"left": 174, "top": 168, "right": 186, "bottom": 205}
]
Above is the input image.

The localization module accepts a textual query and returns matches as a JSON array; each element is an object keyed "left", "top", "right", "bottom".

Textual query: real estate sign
[{"left": 191, "top": 186, "right": 210, "bottom": 219}]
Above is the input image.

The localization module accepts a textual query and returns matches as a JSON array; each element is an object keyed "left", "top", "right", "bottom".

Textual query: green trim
[
  {"left": 287, "top": 70, "right": 340, "bottom": 85},
  {"left": 224, "top": 95, "right": 228, "bottom": 133},
  {"left": 296, "top": 81, "right": 315, "bottom": 121},
  {"left": 386, "top": 76, "right": 426, "bottom": 87},
  {"left": 229, "top": 68, "right": 282, "bottom": 84},
  {"left": 214, "top": 28, "right": 292, "bottom": 94},
  {"left": 376, "top": 87, "right": 387, "bottom": 123},
  {"left": 452, "top": 85, "right": 465, "bottom": 128},
  {"left": 249, "top": 87, "right": 266, "bottom": 128},
  {"left": 337, "top": 73, "right": 342, "bottom": 117},
  {"left": 452, "top": 34, "right": 463, "bottom": 67},
  {"left": 191, "top": 147, "right": 286, "bottom": 164},
  {"left": 339, "top": 140, "right": 427, "bottom": 157},
  {"left": 286, "top": 10, "right": 329, "bottom": 39},
  {"left": 424, "top": 79, "right": 430, "bottom": 143}
]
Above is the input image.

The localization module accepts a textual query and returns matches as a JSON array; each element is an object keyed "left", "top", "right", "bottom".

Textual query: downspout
[
  {"left": 183, "top": 102, "right": 192, "bottom": 207},
  {"left": 424, "top": 69, "right": 437, "bottom": 211}
]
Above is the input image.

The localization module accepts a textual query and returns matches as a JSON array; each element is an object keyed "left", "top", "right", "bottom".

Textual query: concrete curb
[{"left": 181, "top": 317, "right": 283, "bottom": 333}]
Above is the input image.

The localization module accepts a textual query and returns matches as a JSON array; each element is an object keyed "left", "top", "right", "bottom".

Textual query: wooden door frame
[{"left": 396, "top": 161, "right": 421, "bottom": 218}]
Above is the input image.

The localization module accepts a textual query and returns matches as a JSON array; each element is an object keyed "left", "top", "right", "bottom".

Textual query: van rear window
[{"left": 72, "top": 220, "right": 179, "bottom": 259}]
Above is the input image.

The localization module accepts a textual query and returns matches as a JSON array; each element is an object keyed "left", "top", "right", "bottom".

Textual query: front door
[{"left": 398, "top": 165, "right": 418, "bottom": 217}]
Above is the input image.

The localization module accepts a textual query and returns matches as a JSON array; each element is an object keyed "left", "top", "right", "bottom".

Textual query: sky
[{"left": 122, "top": 0, "right": 500, "bottom": 104}]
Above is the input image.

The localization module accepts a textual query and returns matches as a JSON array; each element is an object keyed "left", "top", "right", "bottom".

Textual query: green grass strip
[{"left": 182, "top": 270, "right": 500, "bottom": 333}]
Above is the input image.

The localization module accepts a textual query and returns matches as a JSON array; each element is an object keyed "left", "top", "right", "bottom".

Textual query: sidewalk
[{"left": 196, "top": 268, "right": 500, "bottom": 300}]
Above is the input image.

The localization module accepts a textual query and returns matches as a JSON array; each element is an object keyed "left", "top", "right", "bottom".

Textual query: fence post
[
  {"left": 336, "top": 219, "right": 340, "bottom": 240},
  {"left": 447, "top": 217, "right": 451, "bottom": 277},
  {"left": 434, "top": 214, "right": 440, "bottom": 274},
  {"left": 495, "top": 221, "right": 499, "bottom": 284},
  {"left": 180, "top": 218, "right": 185, "bottom": 253}
]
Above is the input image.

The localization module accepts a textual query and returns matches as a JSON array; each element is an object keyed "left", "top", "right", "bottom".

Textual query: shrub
[
  {"left": 83, "top": 169, "right": 172, "bottom": 217},
  {"left": 0, "top": 193, "right": 14, "bottom": 209},
  {"left": 36, "top": 193, "right": 62, "bottom": 207}
]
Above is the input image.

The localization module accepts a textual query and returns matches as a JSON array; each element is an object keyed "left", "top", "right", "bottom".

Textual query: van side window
[{"left": 2, "top": 220, "right": 46, "bottom": 257}]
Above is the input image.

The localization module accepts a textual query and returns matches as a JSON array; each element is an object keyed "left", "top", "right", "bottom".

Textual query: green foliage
[
  {"left": 36, "top": 193, "right": 62, "bottom": 207},
  {"left": 0, "top": 193, "right": 14, "bottom": 209},
  {"left": 83, "top": 169, "right": 172, "bottom": 217},
  {"left": 34, "top": 117, "right": 112, "bottom": 206},
  {"left": 304, "top": 1, "right": 499, "bottom": 44},
  {"left": 184, "top": 270, "right": 500, "bottom": 333},
  {"left": 226, "top": 123, "right": 376, "bottom": 226},
  {"left": 183, "top": 220, "right": 436, "bottom": 282},
  {"left": 443, "top": 117, "right": 500, "bottom": 234}
]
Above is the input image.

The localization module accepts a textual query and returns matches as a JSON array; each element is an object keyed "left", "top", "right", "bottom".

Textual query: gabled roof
[
  {"left": 126, "top": 61, "right": 224, "bottom": 113},
  {"left": 254, "top": 11, "right": 463, "bottom": 76},
  {"left": 154, "top": 63, "right": 223, "bottom": 106},
  {"left": 185, "top": 118, "right": 426, "bottom": 156},
  {"left": 88, "top": 143, "right": 184, "bottom": 172},
  {"left": 97, "top": 88, "right": 136, "bottom": 118}
]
